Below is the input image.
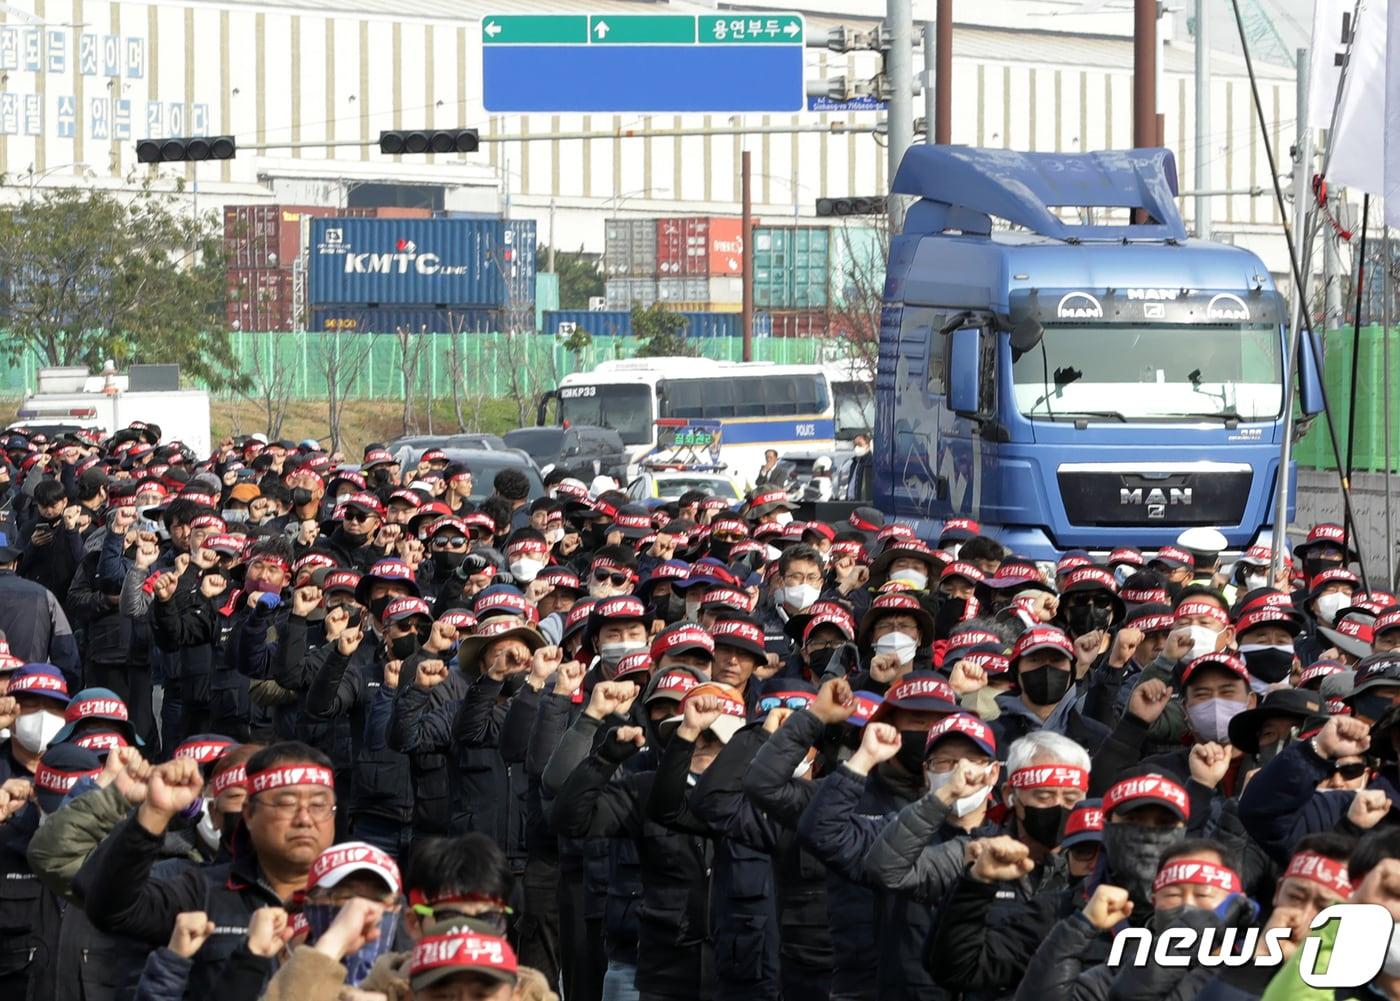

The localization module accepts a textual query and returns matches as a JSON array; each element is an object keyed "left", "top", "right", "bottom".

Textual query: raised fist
[{"left": 1083, "top": 884, "right": 1134, "bottom": 930}]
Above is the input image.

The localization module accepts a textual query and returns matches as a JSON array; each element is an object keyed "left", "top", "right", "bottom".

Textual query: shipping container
[
  {"left": 655, "top": 216, "right": 745, "bottom": 277},
  {"left": 657, "top": 301, "right": 744, "bottom": 313},
  {"left": 309, "top": 306, "right": 506, "bottom": 334},
  {"left": 224, "top": 204, "right": 342, "bottom": 270},
  {"left": 829, "top": 224, "right": 886, "bottom": 306},
  {"left": 656, "top": 276, "right": 743, "bottom": 304},
  {"left": 752, "top": 225, "right": 832, "bottom": 309},
  {"left": 226, "top": 268, "right": 295, "bottom": 331},
  {"left": 308, "top": 218, "right": 536, "bottom": 307},
  {"left": 370, "top": 207, "right": 435, "bottom": 219},
  {"left": 604, "top": 219, "right": 658, "bottom": 277},
  {"left": 604, "top": 278, "right": 658, "bottom": 310},
  {"left": 543, "top": 309, "right": 771, "bottom": 340},
  {"left": 768, "top": 309, "right": 833, "bottom": 339}
]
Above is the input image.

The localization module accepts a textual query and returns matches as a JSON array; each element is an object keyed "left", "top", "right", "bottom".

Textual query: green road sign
[
  {"left": 480, "top": 14, "right": 588, "bottom": 44},
  {"left": 587, "top": 15, "right": 696, "bottom": 44},
  {"left": 697, "top": 14, "right": 803, "bottom": 44}
]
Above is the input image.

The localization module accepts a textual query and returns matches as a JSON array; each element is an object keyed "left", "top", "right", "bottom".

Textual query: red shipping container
[
  {"left": 372, "top": 207, "right": 434, "bottom": 219},
  {"left": 768, "top": 309, "right": 832, "bottom": 339},
  {"left": 655, "top": 217, "right": 746, "bottom": 277},
  {"left": 226, "top": 267, "right": 295, "bottom": 331},
  {"left": 223, "top": 205, "right": 342, "bottom": 270}
]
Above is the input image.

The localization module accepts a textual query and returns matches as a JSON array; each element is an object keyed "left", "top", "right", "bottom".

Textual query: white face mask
[
  {"left": 1315, "top": 591, "right": 1350, "bottom": 626},
  {"left": 1243, "top": 573, "right": 1268, "bottom": 593},
  {"left": 765, "top": 544, "right": 783, "bottom": 564},
  {"left": 780, "top": 583, "right": 820, "bottom": 612},
  {"left": 893, "top": 568, "right": 928, "bottom": 591},
  {"left": 1184, "top": 624, "right": 1222, "bottom": 662},
  {"left": 509, "top": 557, "right": 545, "bottom": 583},
  {"left": 196, "top": 799, "right": 222, "bottom": 850},
  {"left": 944, "top": 543, "right": 962, "bottom": 560},
  {"left": 599, "top": 640, "right": 646, "bottom": 666},
  {"left": 874, "top": 631, "right": 918, "bottom": 665},
  {"left": 14, "top": 709, "right": 65, "bottom": 754},
  {"left": 773, "top": 512, "right": 794, "bottom": 527},
  {"left": 925, "top": 761, "right": 994, "bottom": 817},
  {"left": 685, "top": 598, "right": 703, "bottom": 622},
  {"left": 545, "top": 528, "right": 564, "bottom": 546}
]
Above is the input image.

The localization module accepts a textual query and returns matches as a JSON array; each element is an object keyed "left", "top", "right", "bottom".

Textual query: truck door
[
  {"left": 888, "top": 306, "right": 946, "bottom": 520},
  {"left": 942, "top": 324, "right": 997, "bottom": 519}
]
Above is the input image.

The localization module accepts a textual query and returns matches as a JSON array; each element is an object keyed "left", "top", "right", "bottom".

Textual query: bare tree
[
  {"left": 394, "top": 325, "right": 432, "bottom": 436},
  {"left": 827, "top": 218, "right": 887, "bottom": 416},
  {"left": 236, "top": 333, "right": 297, "bottom": 439},
  {"left": 316, "top": 330, "right": 376, "bottom": 455}
]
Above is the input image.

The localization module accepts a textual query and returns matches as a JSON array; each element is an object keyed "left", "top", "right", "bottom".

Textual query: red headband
[
  {"left": 1152, "top": 859, "right": 1242, "bottom": 896},
  {"left": 211, "top": 764, "right": 248, "bottom": 797},
  {"left": 247, "top": 762, "right": 334, "bottom": 794},
  {"left": 1284, "top": 851, "right": 1353, "bottom": 900},
  {"left": 1175, "top": 600, "right": 1229, "bottom": 626},
  {"left": 1008, "top": 765, "right": 1089, "bottom": 791}
]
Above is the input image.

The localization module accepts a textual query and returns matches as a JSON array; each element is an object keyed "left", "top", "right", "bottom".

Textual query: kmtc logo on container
[
  {"left": 1107, "top": 903, "right": 1395, "bottom": 988},
  {"left": 320, "top": 229, "right": 472, "bottom": 276}
]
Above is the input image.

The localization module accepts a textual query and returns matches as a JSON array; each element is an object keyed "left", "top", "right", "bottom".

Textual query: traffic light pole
[{"left": 741, "top": 150, "right": 754, "bottom": 363}]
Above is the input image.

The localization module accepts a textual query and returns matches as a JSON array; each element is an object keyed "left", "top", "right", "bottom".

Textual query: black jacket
[
  {"left": 0, "top": 568, "right": 80, "bottom": 684},
  {"left": 553, "top": 729, "right": 717, "bottom": 1001},
  {"left": 82, "top": 820, "right": 279, "bottom": 1001}
]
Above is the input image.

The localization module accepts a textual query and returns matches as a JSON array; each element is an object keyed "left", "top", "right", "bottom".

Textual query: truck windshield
[
  {"left": 1011, "top": 322, "right": 1283, "bottom": 421},
  {"left": 557, "top": 385, "right": 654, "bottom": 445}
]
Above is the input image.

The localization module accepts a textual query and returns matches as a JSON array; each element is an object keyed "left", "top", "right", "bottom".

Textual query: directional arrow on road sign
[{"left": 594, "top": 19, "right": 609, "bottom": 38}]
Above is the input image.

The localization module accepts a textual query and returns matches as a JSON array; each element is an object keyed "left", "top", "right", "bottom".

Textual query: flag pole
[{"left": 1343, "top": 194, "right": 1370, "bottom": 561}]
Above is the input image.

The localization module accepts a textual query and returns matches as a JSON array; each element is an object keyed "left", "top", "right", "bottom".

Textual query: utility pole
[
  {"left": 1194, "top": 0, "right": 1211, "bottom": 239},
  {"left": 922, "top": 22, "right": 936, "bottom": 145},
  {"left": 1133, "top": 0, "right": 1157, "bottom": 151},
  {"left": 741, "top": 150, "right": 754, "bottom": 362},
  {"left": 886, "top": 0, "right": 914, "bottom": 232},
  {"left": 935, "top": 0, "right": 952, "bottom": 144}
]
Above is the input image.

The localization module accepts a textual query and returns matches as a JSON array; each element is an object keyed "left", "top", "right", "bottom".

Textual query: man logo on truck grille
[
  {"left": 1056, "top": 292, "right": 1103, "bottom": 319},
  {"left": 1206, "top": 293, "right": 1251, "bottom": 322},
  {"left": 1121, "top": 487, "right": 1192, "bottom": 520}
]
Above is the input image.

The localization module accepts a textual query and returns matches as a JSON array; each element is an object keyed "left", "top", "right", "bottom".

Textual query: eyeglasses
[
  {"left": 1068, "top": 844, "right": 1101, "bottom": 861},
  {"left": 593, "top": 569, "right": 631, "bottom": 587},
  {"left": 1321, "top": 760, "right": 1368, "bottom": 781},
  {"left": 758, "top": 695, "right": 813, "bottom": 713},
  {"left": 254, "top": 794, "right": 336, "bottom": 821},
  {"left": 783, "top": 572, "right": 824, "bottom": 587},
  {"left": 343, "top": 509, "right": 375, "bottom": 523}
]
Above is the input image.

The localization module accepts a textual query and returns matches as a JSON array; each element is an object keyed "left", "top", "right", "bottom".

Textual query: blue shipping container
[
  {"left": 310, "top": 306, "right": 517, "bottom": 334},
  {"left": 308, "top": 218, "right": 537, "bottom": 307},
  {"left": 542, "top": 310, "right": 771, "bottom": 339}
]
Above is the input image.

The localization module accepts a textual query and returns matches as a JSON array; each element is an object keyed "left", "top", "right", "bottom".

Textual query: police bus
[{"left": 538, "top": 358, "right": 838, "bottom": 486}]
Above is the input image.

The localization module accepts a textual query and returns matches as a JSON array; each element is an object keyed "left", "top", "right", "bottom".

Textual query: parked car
[
  {"left": 627, "top": 470, "right": 742, "bottom": 504},
  {"left": 389, "top": 445, "right": 545, "bottom": 502},
  {"left": 503, "top": 425, "right": 628, "bottom": 480},
  {"left": 386, "top": 432, "right": 510, "bottom": 453}
]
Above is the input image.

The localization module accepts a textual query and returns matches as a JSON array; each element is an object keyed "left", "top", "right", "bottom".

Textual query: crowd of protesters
[{"left": 2, "top": 421, "right": 1400, "bottom": 1000}]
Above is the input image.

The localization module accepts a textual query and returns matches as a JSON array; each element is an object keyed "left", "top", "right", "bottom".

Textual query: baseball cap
[
  {"left": 710, "top": 617, "right": 767, "bottom": 659},
  {"left": 52, "top": 688, "right": 138, "bottom": 747},
  {"left": 643, "top": 666, "right": 706, "bottom": 705},
  {"left": 1151, "top": 546, "right": 1195, "bottom": 571},
  {"left": 308, "top": 841, "right": 402, "bottom": 896},
  {"left": 383, "top": 597, "right": 432, "bottom": 625},
  {"left": 410, "top": 923, "right": 519, "bottom": 991},
  {"left": 1061, "top": 799, "right": 1105, "bottom": 850},
  {"left": 1103, "top": 771, "right": 1190, "bottom": 821},
  {"left": 660, "top": 682, "right": 747, "bottom": 744},
  {"left": 1179, "top": 651, "right": 1250, "bottom": 687},
  {"left": 6, "top": 664, "right": 70, "bottom": 705},
  {"left": 650, "top": 623, "right": 716, "bottom": 662},
  {"left": 874, "top": 672, "right": 960, "bottom": 717},
  {"left": 34, "top": 744, "right": 102, "bottom": 813},
  {"left": 923, "top": 713, "right": 997, "bottom": 757},
  {"left": 1011, "top": 626, "right": 1075, "bottom": 665}
]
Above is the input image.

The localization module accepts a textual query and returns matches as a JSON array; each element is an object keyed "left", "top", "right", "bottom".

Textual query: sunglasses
[
  {"left": 1321, "top": 760, "right": 1368, "bottom": 781},
  {"left": 593, "top": 569, "right": 631, "bottom": 587},
  {"left": 758, "top": 695, "right": 813, "bottom": 713},
  {"left": 432, "top": 536, "right": 469, "bottom": 548},
  {"left": 343, "top": 509, "right": 375, "bottom": 523}
]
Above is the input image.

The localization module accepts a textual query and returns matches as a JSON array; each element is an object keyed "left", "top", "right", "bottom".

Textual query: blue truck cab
[{"left": 874, "top": 146, "right": 1323, "bottom": 559}]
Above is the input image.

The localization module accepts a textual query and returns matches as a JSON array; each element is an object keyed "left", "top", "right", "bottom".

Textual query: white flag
[
  {"left": 1309, "top": 0, "right": 1354, "bottom": 130},
  {"left": 1328, "top": 0, "right": 1388, "bottom": 197},
  {"left": 1386, "top": 0, "right": 1400, "bottom": 226}
]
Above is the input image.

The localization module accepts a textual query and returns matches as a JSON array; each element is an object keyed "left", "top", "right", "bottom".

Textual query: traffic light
[
  {"left": 378, "top": 129, "right": 479, "bottom": 155},
  {"left": 135, "top": 136, "right": 236, "bottom": 163},
  {"left": 816, "top": 196, "right": 886, "bottom": 217}
]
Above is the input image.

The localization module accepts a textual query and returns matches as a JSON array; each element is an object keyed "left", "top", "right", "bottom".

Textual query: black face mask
[
  {"left": 390, "top": 632, "right": 420, "bottom": 661},
  {"left": 1064, "top": 604, "right": 1114, "bottom": 638},
  {"left": 1164, "top": 579, "right": 1185, "bottom": 603},
  {"left": 370, "top": 595, "right": 394, "bottom": 621},
  {"left": 806, "top": 646, "right": 837, "bottom": 679},
  {"left": 291, "top": 487, "right": 314, "bottom": 507},
  {"left": 1102, "top": 822, "right": 1186, "bottom": 905},
  {"left": 433, "top": 551, "right": 468, "bottom": 577},
  {"left": 664, "top": 591, "right": 686, "bottom": 624},
  {"left": 1304, "top": 557, "right": 1344, "bottom": 580},
  {"left": 894, "top": 730, "right": 927, "bottom": 775},
  {"left": 1019, "top": 664, "right": 1072, "bottom": 706},
  {"left": 934, "top": 598, "right": 967, "bottom": 640},
  {"left": 708, "top": 538, "right": 734, "bottom": 562},
  {"left": 1256, "top": 737, "right": 1287, "bottom": 766},
  {"left": 1019, "top": 803, "right": 1069, "bottom": 848},
  {"left": 1352, "top": 692, "right": 1396, "bottom": 723},
  {"left": 1241, "top": 647, "right": 1294, "bottom": 684}
]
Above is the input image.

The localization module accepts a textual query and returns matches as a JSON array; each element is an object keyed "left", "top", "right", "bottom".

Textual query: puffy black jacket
[
  {"left": 303, "top": 638, "right": 414, "bottom": 826},
  {"left": 68, "top": 546, "right": 150, "bottom": 672},
  {"left": 554, "top": 730, "right": 717, "bottom": 1001},
  {"left": 150, "top": 574, "right": 251, "bottom": 730},
  {"left": 0, "top": 568, "right": 81, "bottom": 685}
]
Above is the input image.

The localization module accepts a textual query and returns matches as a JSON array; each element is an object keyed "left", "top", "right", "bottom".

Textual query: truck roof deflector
[{"left": 891, "top": 146, "right": 1187, "bottom": 243}]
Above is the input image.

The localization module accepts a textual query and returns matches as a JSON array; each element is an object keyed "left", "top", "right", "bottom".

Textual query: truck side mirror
[
  {"left": 1297, "top": 328, "right": 1323, "bottom": 416},
  {"left": 947, "top": 326, "right": 982, "bottom": 418},
  {"left": 1010, "top": 315, "right": 1044, "bottom": 354}
]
